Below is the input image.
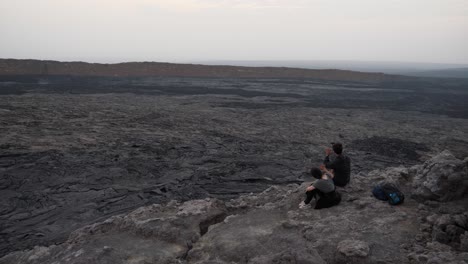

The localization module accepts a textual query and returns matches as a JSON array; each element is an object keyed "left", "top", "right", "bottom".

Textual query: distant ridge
[
  {"left": 196, "top": 60, "right": 468, "bottom": 76},
  {"left": 0, "top": 58, "right": 409, "bottom": 83},
  {"left": 407, "top": 68, "right": 468, "bottom": 79}
]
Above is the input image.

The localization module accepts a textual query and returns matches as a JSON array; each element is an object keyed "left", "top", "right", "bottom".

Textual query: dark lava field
[{"left": 1, "top": 76, "right": 467, "bottom": 256}]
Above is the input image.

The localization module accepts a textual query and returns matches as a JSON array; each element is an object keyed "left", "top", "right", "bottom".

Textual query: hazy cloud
[
  {"left": 78, "top": 0, "right": 307, "bottom": 12},
  {"left": 0, "top": 0, "right": 467, "bottom": 63}
]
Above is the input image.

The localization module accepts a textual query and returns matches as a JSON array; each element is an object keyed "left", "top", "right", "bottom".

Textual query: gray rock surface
[
  {"left": 337, "top": 240, "right": 370, "bottom": 257},
  {"left": 1, "top": 77, "right": 468, "bottom": 262},
  {"left": 0, "top": 199, "right": 227, "bottom": 264},
  {"left": 2, "top": 151, "right": 467, "bottom": 264},
  {"left": 412, "top": 150, "right": 468, "bottom": 202},
  {"left": 1, "top": 77, "right": 468, "bottom": 256}
]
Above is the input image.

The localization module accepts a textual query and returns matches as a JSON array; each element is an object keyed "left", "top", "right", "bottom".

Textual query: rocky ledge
[{"left": 1, "top": 150, "right": 467, "bottom": 264}]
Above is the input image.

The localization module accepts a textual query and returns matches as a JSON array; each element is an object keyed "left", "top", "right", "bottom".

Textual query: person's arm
[
  {"left": 320, "top": 164, "right": 334, "bottom": 178},
  {"left": 324, "top": 169, "right": 334, "bottom": 179},
  {"left": 323, "top": 148, "right": 335, "bottom": 169},
  {"left": 324, "top": 157, "right": 337, "bottom": 169}
]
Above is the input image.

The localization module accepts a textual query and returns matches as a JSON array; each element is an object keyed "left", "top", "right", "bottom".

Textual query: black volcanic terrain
[{"left": 0, "top": 60, "right": 467, "bottom": 258}]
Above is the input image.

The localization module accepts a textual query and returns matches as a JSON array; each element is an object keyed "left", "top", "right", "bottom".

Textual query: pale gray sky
[{"left": 1, "top": 0, "right": 467, "bottom": 64}]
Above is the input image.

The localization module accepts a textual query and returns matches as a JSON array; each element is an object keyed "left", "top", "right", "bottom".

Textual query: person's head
[
  {"left": 310, "top": 167, "right": 323, "bottom": 179},
  {"left": 332, "top": 143, "right": 343, "bottom": 155}
]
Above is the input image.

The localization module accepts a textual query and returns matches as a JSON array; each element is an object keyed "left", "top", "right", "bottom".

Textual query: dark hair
[
  {"left": 310, "top": 167, "right": 323, "bottom": 179},
  {"left": 333, "top": 143, "right": 343, "bottom": 155}
]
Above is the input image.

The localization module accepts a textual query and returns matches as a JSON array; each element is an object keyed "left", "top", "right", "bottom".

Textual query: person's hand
[
  {"left": 325, "top": 148, "right": 332, "bottom": 156},
  {"left": 306, "top": 186, "right": 315, "bottom": 192},
  {"left": 320, "top": 164, "right": 326, "bottom": 171}
]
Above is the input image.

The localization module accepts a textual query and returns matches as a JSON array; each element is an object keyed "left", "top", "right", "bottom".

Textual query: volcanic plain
[{"left": 0, "top": 72, "right": 467, "bottom": 258}]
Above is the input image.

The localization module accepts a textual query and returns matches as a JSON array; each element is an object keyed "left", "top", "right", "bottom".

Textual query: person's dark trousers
[
  {"left": 304, "top": 189, "right": 321, "bottom": 205},
  {"left": 304, "top": 189, "right": 341, "bottom": 209}
]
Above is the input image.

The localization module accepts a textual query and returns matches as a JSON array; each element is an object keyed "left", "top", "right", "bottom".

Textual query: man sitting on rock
[
  {"left": 299, "top": 167, "right": 341, "bottom": 209},
  {"left": 324, "top": 143, "right": 351, "bottom": 187}
]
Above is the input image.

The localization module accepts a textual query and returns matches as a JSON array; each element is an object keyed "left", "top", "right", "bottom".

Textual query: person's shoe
[{"left": 299, "top": 201, "right": 306, "bottom": 209}]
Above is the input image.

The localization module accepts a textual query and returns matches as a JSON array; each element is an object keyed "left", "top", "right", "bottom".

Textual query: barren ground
[{"left": 0, "top": 77, "right": 467, "bottom": 256}]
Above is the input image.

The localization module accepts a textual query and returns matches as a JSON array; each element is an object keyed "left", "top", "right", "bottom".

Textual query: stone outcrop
[
  {"left": 0, "top": 199, "right": 227, "bottom": 264},
  {"left": 422, "top": 212, "right": 468, "bottom": 249},
  {"left": 411, "top": 150, "right": 468, "bottom": 202},
  {"left": 366, "top": 150, "right": 468, "bottom": 202},
  {"left": 337, "top": 240, "right": 370, "bottom": 257}
]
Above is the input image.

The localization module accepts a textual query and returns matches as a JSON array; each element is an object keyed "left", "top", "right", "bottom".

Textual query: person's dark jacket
[{"left": 324, "top": 154, "right": 351, "bottom": 187}]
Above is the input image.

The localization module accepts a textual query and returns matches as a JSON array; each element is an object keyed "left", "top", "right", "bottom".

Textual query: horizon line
[{"left": 1, "top": 57, "right": 468, "bottom": 67}]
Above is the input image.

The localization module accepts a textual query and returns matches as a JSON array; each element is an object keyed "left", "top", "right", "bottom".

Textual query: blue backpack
[{"left": 372, "top": 183, "right": 404, "bottom": 205}]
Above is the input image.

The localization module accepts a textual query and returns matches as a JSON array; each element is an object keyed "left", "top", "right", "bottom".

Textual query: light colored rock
[
  {"left": 0, "top": 199, "right": 226, "bottom": 264},
  {"left": 368, "top": 166, "right": 411, "bottom": 186},
  {"left": 176, "top": 199, "right": 221, "bottom": 216},
  {"left": 187, "top": 209, "right": 326, "bottom": 264},
  {"left": 412, "top": 150, "right": 468, "bottom": 202},
  {"left": 27, "top": 246, "right": 52, "bottom": 261},
  {"left": 337, "top": 239, "right": 370, "bottom": 257}
]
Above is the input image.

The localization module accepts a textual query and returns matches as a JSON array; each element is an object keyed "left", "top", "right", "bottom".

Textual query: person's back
[
  {"left": 299, "top": 168, "right": 341, "bottom": 209},
  {"left": 314, "top": 177, "right": 335, "bottom": 193},
  {"left": 328, "top": 154, "right": 350, "bottom": 186},
  {"left": 324, "top": 143, "right": 351, "bottom": 187}
]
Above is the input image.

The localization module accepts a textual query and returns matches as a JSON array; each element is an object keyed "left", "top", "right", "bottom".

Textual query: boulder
[
  {"left": 425, "top": 213, "right": 468, "bottom": 249},
  {"left": 187, "top": 209, "right": 326, "bottom": 264},
  {"left": 337, "top": 240, "right": 370, "bottom": 257},
  {"left": 408, "top": 241, "right": 468, "bottom": 264},
  {"left": 412, "top": 150, "right": 468, "bottom": 202}
]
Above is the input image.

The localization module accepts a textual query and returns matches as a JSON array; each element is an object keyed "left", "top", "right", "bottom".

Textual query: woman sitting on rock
[{"left": 299, "top": 166, "right": 341, "bottom": 209}]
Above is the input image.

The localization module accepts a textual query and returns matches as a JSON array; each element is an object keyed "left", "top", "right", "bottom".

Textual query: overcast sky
[{"left": 1, "top": 0, "right": 467, "bottom": 64}]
